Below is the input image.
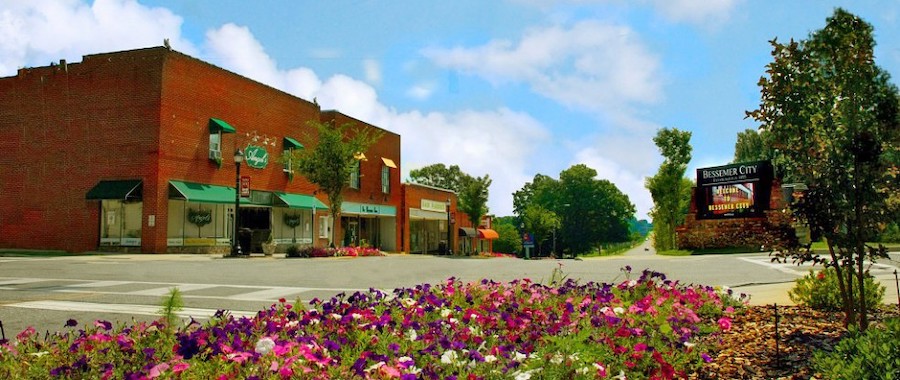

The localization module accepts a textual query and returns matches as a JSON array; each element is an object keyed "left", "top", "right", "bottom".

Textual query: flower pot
[{"left": 262, "top": 242, "right": 277, "bottom": 256}]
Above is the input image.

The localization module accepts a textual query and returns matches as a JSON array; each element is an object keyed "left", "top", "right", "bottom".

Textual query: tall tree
[
  {"left": 291, "top": 120, "right": 383, "bottom": 245},
  {"left": 733, "top": 128, "right": 772, "bottom": 163},
  {"left": 558, "top": 164, "right": 636, "bottom": 255},
  {"left": 457, "top": 175, "right": 492, "bottom": 254},
  {"left": 521, "top": 204, "right": 560, "bottom": 256},
  {"left": 408, "top": 164, "right": 467, "bottom": 192},
  {"left": 747, "top": 9, "right": 900, "bottom": 330},
  {"left": 491, "top": 216, "right": 523, "bottom": 254},
  {"left": 645, "top": 128, "right": 693, "bottom": 251}
]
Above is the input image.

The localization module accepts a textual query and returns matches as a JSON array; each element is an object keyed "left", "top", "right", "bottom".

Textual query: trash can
[
  {"left": 439, "top": 241, "right": 447, "bottom": 255},
  {"left": 238, "top": 228, "right": 253, "bottom": 255}
]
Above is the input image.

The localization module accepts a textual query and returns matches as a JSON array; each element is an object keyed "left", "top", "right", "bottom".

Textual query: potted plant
[{"left": 262, "top": 232, "right": 277, "bottom": 256}]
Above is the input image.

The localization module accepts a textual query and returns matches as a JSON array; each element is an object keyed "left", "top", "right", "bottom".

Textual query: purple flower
[
  {"left": 701, "top": 353, "right": 713, "bottom": 363},
  {"left": 65, "top": 319, "right": 78, "bottom": 327}
]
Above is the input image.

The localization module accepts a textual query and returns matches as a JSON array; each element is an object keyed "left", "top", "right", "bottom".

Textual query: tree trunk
[{"left": 828, "top": 243, "right": 853, "bottom": 328}]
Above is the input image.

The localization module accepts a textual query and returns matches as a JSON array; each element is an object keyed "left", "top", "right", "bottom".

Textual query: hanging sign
[
  {"left": 240, "top": 176, "right": 251, "bottom": 198},
  {"left": 244, "top": 145, "right": 269, "bottom": 169}
]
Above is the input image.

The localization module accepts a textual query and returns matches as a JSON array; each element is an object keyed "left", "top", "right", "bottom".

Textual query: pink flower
[
  {"left": 172, "top": 362, "right": 190, "bottom": 373},
  {"left": 148, "top": 363, "right": 169, "bottom": 378},
  {"left": 717, "top": 317, "right": 732, "bottom": 331}
]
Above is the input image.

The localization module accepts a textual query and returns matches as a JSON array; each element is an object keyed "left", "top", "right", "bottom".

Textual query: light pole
[
  {"left": 231, "top": 149, "right": 244, "bottom": 257},
  {"left": 446, "top": 198, "right": 452, "bottom": 255}
]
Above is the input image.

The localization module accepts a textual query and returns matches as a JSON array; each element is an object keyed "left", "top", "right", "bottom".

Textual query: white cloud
[
  {"left": 0, "top": 0, "right": 195, "bottom": 76},
  {"left": 422, "top": 20, "right": 662, "bottom": 120},
  {"left": 406, "top": 82, "right": 435, "bottom": 100},
  {"left": 648, "top": 0, "right": 741, "bottom": 27},
  {"left": 363, "top": 58, "right": 381, "bottom": 85},
  {"left": 572, "top": 137, "right": 659, "bottom": 220},
  {"left": 202, "top": 23, "right": 549, "bottom": 216}
]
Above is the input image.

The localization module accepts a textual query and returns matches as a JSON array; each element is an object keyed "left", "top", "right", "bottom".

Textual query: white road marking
[
  {"left": 128, "top": 283, "right": 219, "bottom": 296},
  {"left": 737, "top": 257, "right": 807, "bottom": 276},
  {"left": 0, "top": 278, "right": 48, "bottom": 286},
  {"left": 6, "top": 300, "right": 257, "bottom": 319},
  {"left": 68, "top": 281, "right": 133, "bottom": 288}
]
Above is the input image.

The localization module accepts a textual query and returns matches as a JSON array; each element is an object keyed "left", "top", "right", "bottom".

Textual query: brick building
[
  {"left": 400, "top": 183, "right": 496, "bottom": 255},
  {"left": 0, "top": 46, "right": 401, "bottom": 254}
]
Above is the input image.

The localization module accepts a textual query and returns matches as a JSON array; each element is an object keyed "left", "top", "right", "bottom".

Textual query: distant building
[{"left": 0, "top": 47, "right": 401, "bottom": 254}]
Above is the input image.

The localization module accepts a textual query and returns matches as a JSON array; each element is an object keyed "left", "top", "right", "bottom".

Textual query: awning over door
[
  {"left": 477, "top": 228, "right": 499, "bottom": 240},
  {"left": 275, "top": 192, "right": 327, "bottom": 209},
  {"left": 458, "top": 227, "right": 477, "bottom": 237},
  {"left": 209, "top": 118, "right": 236, "bottom": 133},
  {"left": 86, "top": 180, "right": 142, "bottom": 200},
  {"left": 169, "top": 180, "right": 235, "bottom": 204},
  {"left": 283, "top": 137, "right": 303, "bottom": 149}
]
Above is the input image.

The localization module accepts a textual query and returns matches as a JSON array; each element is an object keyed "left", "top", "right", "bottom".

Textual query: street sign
[
  {"left": 523, "top": 233, "right": 535, "bottom": 248},
  {"left": 240, "top": 176, "right": 250, "bottom": 198}
]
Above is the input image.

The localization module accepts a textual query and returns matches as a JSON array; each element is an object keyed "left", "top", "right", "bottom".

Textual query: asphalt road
[{"left": 1, "top": 248, "right": 898, "bottom": 337}]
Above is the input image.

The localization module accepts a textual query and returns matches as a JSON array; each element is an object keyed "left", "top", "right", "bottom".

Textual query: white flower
[
  {"left": 398, "top": 356, "right": 414, "bottom": 365},
  {"left": 577, "top": 367, "right": 591, "bottom": 375},
  {"left": 627, "top": 280, "right": 637, "bottom": 287},
  {"left": 484, "top": 355, "right": 497, "bottom": 363},
  {"left": 441, "top": 308, "right": 452, "bottom": 318},
  {"left": 407, "top": 328, "right": 418, "bottom": 342},
  {"left": 366, "top": 361, "right": 385, "bottom": 371},
  {"left": 254, "top": 337, "right": 275, "bottom": 355},
  {"left": 613, "top": 307, "right": 625, "bottom": 315},
  {"left": 449, "top": 318, "right": 458, "bottom": 323},
  {"left": 614, "top": 370, "right": 627, "bottom": 379},
  {"left": 401, "top": 298, "right": 417, "bottom": 307},
  {"left": 330, "top": 313, "right": 342, "bottom": 320},
  {"left": 551, "top": 353, "right": 564, "bottom": 364},
  {"left": 28, "top": 351, "right": 50, "bottom": 357},
  {"left": 513, "top": 351, "right": 528, "bottom": 361},
  {"left": 441, "top": 350, "right": 459, "bottom": 364},
  {"left": 594, "top": 363, "right": 606, "bottom": 372},
  {"left": 683, "top": 341, "right": 696, "bottom": 348},
  {"left": 352, "top": 313, "right": 362, "bottom": 320}
]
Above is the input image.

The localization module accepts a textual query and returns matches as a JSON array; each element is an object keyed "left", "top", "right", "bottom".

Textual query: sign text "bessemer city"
[{"left": 701, "top": 164, "right": 759, "bottom": 179}]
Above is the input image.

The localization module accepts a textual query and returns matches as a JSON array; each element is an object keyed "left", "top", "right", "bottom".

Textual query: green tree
[
  {"left": 558, "top": 165, "right": 636, "bottom": 255},
  {"left": 409, "top": 164, "right": 467, "bottom": 192},
  {"left": 733, "top": 128, "right": 772, "bottom": 163},
  {"left": 458, "top": 175, "right": 492, "bottom": 253},
  {"left": 521, "top": 205, "right": 560, "bottom": 257},
  {"left": 746, "top": 9, "right": 900, "bottom": 330},
  {"left": 491, "top": 217, "right": 522, "bottom": 254},
  {"left": 645, "top": 128, "right": 693, "bottom": 251},
  {"left": 291, "top": 120, "right": 383, "bottom": 245}
]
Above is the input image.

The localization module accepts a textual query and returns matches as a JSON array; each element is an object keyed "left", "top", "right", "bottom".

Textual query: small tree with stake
[{"left": 747, "top": 9, "right": 900, "bottom": 330}]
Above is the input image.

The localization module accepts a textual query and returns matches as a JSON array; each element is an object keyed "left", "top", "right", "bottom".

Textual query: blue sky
[{"left": 3, "top": 0, "right": 898, "bottom": 219}]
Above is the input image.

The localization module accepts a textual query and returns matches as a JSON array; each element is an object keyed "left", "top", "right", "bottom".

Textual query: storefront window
[
  {"left": 273, "top": 208, "right": 313, "bottom": 245},
  {"left": 100, "top": 200, "right": 142, "bottom": 246},
  {"left": 166, "top": 200, "right": 231, "bottom": 246},
  {"left": 381, "top": 165, "right": 390, "bottom": 194}
]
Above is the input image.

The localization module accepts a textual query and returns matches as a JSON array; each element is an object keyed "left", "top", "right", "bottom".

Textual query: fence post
[{"left": 773, "top": 303, "right": 780, "bottom": 367}]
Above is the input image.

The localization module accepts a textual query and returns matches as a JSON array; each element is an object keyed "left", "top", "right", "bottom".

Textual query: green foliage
[
  {"left": 813, "top": 318, "right": 900, "bottom": 378},
  {"left": 285, "top": 245, "right": 302, "bottom": 258},
  {"left": 629, "top": 218, "right": 653, "bottom": 238},
  {"left": 646, "top": 128, "right": 693, "bottom": 251},
  {"left": 522, "top": 204, "right": 560, "bottom": 256},
  {"left": 879, "top": 222, "right": 900, "bottom": 243},
  {"left": 290, "top": 120, "right": 383, "bottom": 243},
  {"left": 158, "top": 287, "right": 184, "bottom": 328},
  {"left": 458, "top": 175, "right": 491, "bottom": 241},
  {"left": 491, "top": 219, "right": 521, "bottom": 254},
  {"left": 789, "top": 268, "right": 885, "bottom": 312},
  {"left": 747, "top": 8, "right": 900, "bottom": 330},
  {"left": 732, "top": 129, "right": 772, "bottom": 164},
  {"left": 408, "top": 164, "right": 468, "bottom": 192}
]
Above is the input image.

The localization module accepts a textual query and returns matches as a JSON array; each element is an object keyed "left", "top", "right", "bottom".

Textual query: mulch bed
[{"left": 692, "top": 305, "right": 900, "bottom": 379}]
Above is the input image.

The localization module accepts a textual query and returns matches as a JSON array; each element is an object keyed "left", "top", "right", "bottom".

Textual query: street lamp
[
  {"left": 231, "top": 148, "right": 244, "bottom": 257},
  {"left": 446, "top": 198, "right": 453, "bottom": 255}
]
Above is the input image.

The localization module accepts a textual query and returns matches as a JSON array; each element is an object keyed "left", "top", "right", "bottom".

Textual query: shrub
[
  {"left": 285, "top": 245, "right": 302, "bottom": 258},
  {"left": 788, "top": 267, "right": 885, "bottom": 311},
  {"left": 813, "top": 318, "right": 900, "bottom": 378}
]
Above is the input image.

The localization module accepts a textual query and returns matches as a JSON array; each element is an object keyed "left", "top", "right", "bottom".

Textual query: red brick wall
[{"left": 0, "top": 48, "right": 163, "bottom": 252}]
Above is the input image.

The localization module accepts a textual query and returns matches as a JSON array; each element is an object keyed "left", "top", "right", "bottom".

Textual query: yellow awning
[{"left": 381, "top": 157, "right": 397, "bottom": 168}]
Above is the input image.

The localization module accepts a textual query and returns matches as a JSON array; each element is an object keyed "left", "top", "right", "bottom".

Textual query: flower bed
[
  {"left": 292, "top": 246, "right": 384, "bottom": 258},
  {"left": 0, "top": 270, "right": 744, "bottom": 379}
]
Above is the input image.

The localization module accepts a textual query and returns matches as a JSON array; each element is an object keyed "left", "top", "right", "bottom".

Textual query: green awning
[
  {"left": 169, "top": 180, "right": 235, "bottom": 204},
  {"left": 275, "top": 192, "right": 327, "bottom": 209},
  {"left": 209, "top": 118, "right": 236, "bottom": 134},
  {"left": 283, "top": 137, "right": 304, "bottom": 149},
  {"left": 86, "top": 180, "right": 142, "bottom": 200}
]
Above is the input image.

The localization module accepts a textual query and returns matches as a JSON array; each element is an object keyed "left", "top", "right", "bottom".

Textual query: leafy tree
[
  {"left": 521, "top": 205, "right": 560, "bottom": 257},
  {"left": 409, "top": 164, "right": 467, "bottom": 192},
  {"left": 512, "top": 174, "right": 560, "bottom": 217},
  {"left": 558, "top": 165, "right": 636, "bottom": 255},
  {"left": 491, "top": 217, "right": 522, "bottom": 254},
  {"left": 458, "top": 175, "right": 492, "bottom": 253},
  {"left": 733, "top": 128, "right": 772, "bottom": 163},
  {"left": 291, "top": 120, "right": 383, "bottom": 245},
  {"left": 746, "top": 9, "right": 900, "bottom": 330},
  {"left": 645, "top": 128, "right": 693, "bottom": 251}
]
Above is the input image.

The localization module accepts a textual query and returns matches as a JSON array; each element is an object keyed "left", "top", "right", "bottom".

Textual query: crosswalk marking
[
  {"left": 0, "top": 278, "right": 48, "bottom": 286},
  {"left": 226, "top": 286, "right": 308, "bottom": 301},
  {"left": 128, "top": 283, "right": 219, "bottom": 296},
  {"left": 6, "top": 300, "right": 257, "bottom": 319},
  {"left": 68, "top": 281, "right": 133, "bottom": 288},
  {"left": 737, "top": 257, "right": 807, "bottom": 276}
]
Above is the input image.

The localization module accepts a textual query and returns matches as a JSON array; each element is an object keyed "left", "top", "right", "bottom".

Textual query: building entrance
[{"left": 238, "top": 207, "right": 271, "bottom": 253}]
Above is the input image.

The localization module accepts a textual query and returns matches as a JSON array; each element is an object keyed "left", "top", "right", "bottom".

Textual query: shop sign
[
  {"left": 188, "top": 208, "right": 212, "bottom": 227},
  {"left": 421, "top": 199, "right": 448, "bottom": 213},
  {"left": 244, "top": 144, "right": 269, "bottom": 169},
  {"left": 341, "top": 202, "right": 397, "bottom": 216},
  {"left": 240, "top": 176, "right": 251, "bottom": 197}
]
